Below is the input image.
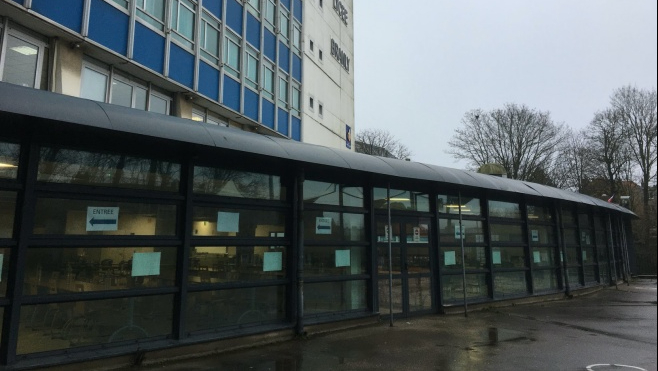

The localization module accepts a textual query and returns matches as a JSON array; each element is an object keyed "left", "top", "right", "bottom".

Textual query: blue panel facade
[
  {"left": 261, "top": 99, "right": 275, "bottom": 129},
  {"left": 198, "top": 61, "right": 220, "bottom": 101},
  {"left": 293, "top": 0, "right": 303, "bottom": 22},
  {"left": 10, "top": 0, "right": 22, "bottom": 5},
  {"left": 277, "top": 108, "right": 289, "bottom": 136},
  {"left": 291, "top": 117, "right": 301, "bottom": 141},
  {"left": 246, "top": 13, "right": 261, "bottom": 49},
  {"left": 133, "top": 22, "right": 165, "bottom": 73},
  {"left": 31, "top": 0, "right": 83, "bottom": 33},
  {"left": 292, "top": 54, "right": 302, "bottom": 82},
  {"left": 279, "top": 43, "right": 290, "bottom": 74},
  {"left": 88, "top": 0, "right": 128, "bottom": 55},
  {"left": 226, "top": 0, "right": 244, "bottom": 34},
  {"left": 244, "top": 88, "right": 259, "bottom": 121},
  {"left": 169, "top": 43, "right": 194, "bottom": 88},
  {"left": 222, "top": 76, "right": 241, "bottom": 112},
  {"left": 264, "top": 29, "right": 276, "bottom": 62},
  {"left": 203, "top": 0, "right": 222, "bottom": 19},
  {"left": 280, "top": 0, "right": 291, "bottom": 11}
]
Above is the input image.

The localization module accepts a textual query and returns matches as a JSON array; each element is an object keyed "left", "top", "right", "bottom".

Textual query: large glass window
[
  {"left": 0, "top": 141, "right": 20, "bottom": 180},
  {"left": 279, "top": 11, "right": 290, "bottom": 40},
  {"left": 192, "top": 207, "right": 286, "bottom": 238},
  {"left": 265, "top": 0, "right": 276, "bottom": 28},
  {"left": 193, "top": 167, "right": 286, "bottom": 200},
  {"left": 200, "top": 12, "right": 220, "bottom": 65},
  {"left": 136, "top": 0, "right": 166, "bottom": 31},
  {"left": 374, "top": 188, "right": 429, "bottom": 212},
  {"left": 224, "top": 32, "right": 241, "bottom": 78},
  {"left": 262, "top": 63, "right": 275, "bottom": 100},
  {"left": 188, "top": 246, "right": 286, "bottom": 283},
  {"left": 292, "top": 24, "right": 301, "bottom": 52},
  {"left": 438, "top": 219, "right": 485, "bottom": 244},
  {"left": 245, "top": 50, "right": 259, "bottom": 90},
  {"left": 304, "top": 181, "right": 363, "bottom": 207},
  {"left": 278, "top": 76, "right": 288, "bottom": 106},
  {"left": 171, "top": 0, "right": 196, "bottom": 48},
  {"left": 0, "top": 32, "right": 47, "bottom": 89},
  {"left": 80, "top": 66, "right": 108, "bottom": 102},
  {"left": 491, "top": 247, "right": 526, "bottom": 268},
  {"left": 528, "top": 225, "right": 555, "bottom": 245},
  {"left": 527, "top": 204, "right": 553, "bottom": 222},
  {"left": 440, "top": 246, "right": 486, "bottom": 270},
  {"left": 533, "top": 269, "right": 559, "bottom": 291},
  {"left": 531, "top": 247, "right": 556, "bottom": 267},
  {"left": 488, "top": 200, "right": 521, "bottom": 219},
  {"left": 304, "top": 246, "right": 366, "bottom": 276},
  {"left": 494, "top": 271, "right": 528, "bottom": 297},
  {"left": 33, "top": 199, "right": 177, "bottom": 236},
  {"left": 304, "top": 211, "right": 365, "bottom": 242},
  {"left": 38, "top": 147, "right": 180, "bottom": 191},
  {"left": 0, "top": 191, "right": 17, "bottom": 239},
  {"left": 489, "top": 224, "right": 524, "bottom": 243},
  {"left": 304, "top": 281, "right": 367, "bottom": 314},
  {"left": 442, "top": 274, "right": 488, "bottom": 302},
  {"left": 291, "top": 85, "right": 301, "bottom": 115},
  {"left": 0, "top": 248, "right": 10, "bottom": 296},
  {"left": 437, "top": 195, "right": 481, "bottom": 216}
]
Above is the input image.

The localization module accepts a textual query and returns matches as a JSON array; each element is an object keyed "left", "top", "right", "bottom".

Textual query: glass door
[{"left": 376, "top": 216, "right": 433, "bottom": 317}]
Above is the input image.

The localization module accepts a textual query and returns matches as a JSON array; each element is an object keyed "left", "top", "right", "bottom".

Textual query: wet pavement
[{"left": 126, "top": 279, "right": 657, "bottom": 371}]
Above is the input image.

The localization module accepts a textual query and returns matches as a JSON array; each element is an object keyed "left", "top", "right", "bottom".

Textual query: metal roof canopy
[{"left": 0, "top": 82, "right": 635, "bottom": 216}]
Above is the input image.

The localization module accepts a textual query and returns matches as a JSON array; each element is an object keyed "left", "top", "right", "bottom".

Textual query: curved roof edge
[{"left": 0, "top": 83, "right": 635, "bottom": 217}]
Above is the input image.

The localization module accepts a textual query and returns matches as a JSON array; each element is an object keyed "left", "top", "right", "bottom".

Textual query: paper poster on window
[
  {"left": 335, "top": 249, "right": 351, "bottom": 267},
  {"left": 531, "top": 230, "right": 539, "bottom": 242},
  {"left": 533, "top": 251, "right": 541, "bottom": 263},
  {"left": 0, "top": 254, "right": 3, "bottom": 281},
  {"left": 132, "top": 252, "right": 161, "bottom": 277},
  {"left": 454, "top": 225, "right": 464, "bottom": 239},
  {"left": 263, "top": 251, "right": 283, "bottom": 272},
  {"left": 491, "top": 234, "right": 500, "bottom": 242},
  {"left": 217, "top": 212, "right": 240, "bottom": 233},
  {"left": 413, "top": 227, "right": 421, "bottom": 242},
  {"left": 444, "top": 251, "right": 456, "bottom": 266},
  {"left": 476, "top": 234, "right": 484, "bottom": 243},
  {"left": 492, "top": 250, "right": 502, "bottom": 265},
  {"left": 316, "top": 217, "right": 332, "bottom": 235},
  {"left": 86, "top": 206, "right": 119, "bottom": 231},
  {"left": 582, "top": 251, "right": 587, "bottom": 261}
]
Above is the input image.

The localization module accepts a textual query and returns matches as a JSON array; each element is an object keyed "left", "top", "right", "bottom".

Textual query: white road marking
[{"left": 586, "top": 364, "right": 647, "bottom": 371}]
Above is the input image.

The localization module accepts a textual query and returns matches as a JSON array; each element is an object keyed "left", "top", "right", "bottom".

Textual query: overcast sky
[{"left": 353, "top": 0, "right": 657, "bottom": 168}]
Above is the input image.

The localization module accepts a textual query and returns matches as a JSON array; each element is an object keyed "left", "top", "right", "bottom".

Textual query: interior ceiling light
[
  {"left": 10, "top": 46, "right": 38, "bottom": 56},
  {"left": 389, "top": 198, "right": 410, "bottom": 202},
  {"left": 0, "top": 163, "right": 18, "bottom": 168}
]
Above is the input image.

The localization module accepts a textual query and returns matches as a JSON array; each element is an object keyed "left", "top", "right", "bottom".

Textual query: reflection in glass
[
  {"left": 24, "top": 247, "right": 176, "bottom": 294},
  {"left": 489, "top": 224, "right": 524, "bottom": 243},
  {"left": 194, "top": 166, "right": 285, "bottom": 200},
  {"left": 406, "top": 245, "right": 430, "bottom": 273},
  {"left": 303, "top": 180, "right": 363, "bottom": 207},
  {"left": 567, "top": 267, "right": 582, "bottom": 287},
  {"left": 373, "top": 188, "right": 429, "bottom": 212},
  {"left": 528, "top": 225, "right": 555, "bottom": 245},
  {"left": 17, "top": 295, "right": 173, "bottom": 354},
  {"left": 304, "top": 246, "right": 366, "bottom": 276},
  {"left": 440, "top": 246, "right": 486, "bottom": 270},
  {"left": 532, "top": 269, "right": 559, "bottom": 291},
  {"left": 378, "top": 278, "right": 402, "bottom": 314},
  {"left": 408, "top": 276, "right": 432, "bottom": 311},
  {"left": 193, "top": 207, "right": 286, "bottom": 238},
  {"left": 527, "top": 204, "right": 553, "bottom": 222},
  {"left": 305, "top": 281, "right": 366, "bottom": 315},
  {"left": 437, "top": 195, "right": 481, "bottom": 216},
  {"left": 33, "top": 199, "right": 176, "bottom": 236},
  {"left": 492, "top": 247, "right": 526, "bottom": 268},
  {"left": 531, "top": 247, "right": 556, "bottom": 267},
  {"left": 0, "top": 248, "right": 10, "bottom": 297},
  {"left": 2, "top": 35, "right": 39, "bottom": 88},
  {"left": 186, "top": 286, "right": 285, "bottom": 332},
  {"left": 584, "top": 265, "right": 597, "bottom": 283},
  {"left": 0, "top": 191, "right": 17, "bottom": 238},
  {"left": 304, "top": 211, "right": 365, "bottom": 242},
  {"left": 493, "top": 271, "right": 528, "bottom": 297},
  {"left": 80, "top": 67, "right": 108, "bottom": 102},
  {"left": 38, "top": 147, "right": 180, "bottom": 191},
  {"left": 188, "top": 246, "right": 286, "bottom": 283},
  {"left": 0, "top": 142, "right": 20, "bottom": 179},
  {"left": 561, "top": 207, "right": 576, "bottom": 225},
  {"left": 110, "top": 79, "right": 133, "bottom": 107},
  {"left": 488, "top": 200, "right": 521, "bottom": 219},
  {"left": 441, "top": 274, "right": 488, "bottom": 302},
  {"left": 563, "top": 229, "right": 578, "bottom": 245},
  {"left": 405, "top": 220, "right": 429, "bottom": 243},
  {"left": 377, "top": 246, "right": 401, "bottom": 274},
  {"left": 438, "top": 219, "right": 485, "bottom": 244}
]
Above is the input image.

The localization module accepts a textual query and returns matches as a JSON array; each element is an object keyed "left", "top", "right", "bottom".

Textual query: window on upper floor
[
  {"left": 192, "top": 105, "right": 229, "bottom": 126},
  {"left": 265, "top": 0, "right": 276, "bottom": 29},
  {"left": 247, "top": 0, "right": 261, "bottom": 16},
  {"left": 245, "top": 48, "right": 259, "bottom": 90},
  {"left": 278, "top": 77, "right": 288, "bottom": 106},
  {"left": 309, "top": 96, "right": 314, "bottom": 111},
  {"left": 262, "top": 62, "right": 275, "bottom": 100},
  {"left": 80, "top": 60, "right": 171, "bottom": 115},
  {"left": 279, "top": 11, "right": 289, "bottom": 40},
  {"left": 318, "top": 103, "right": 324, "bottom": 117},
  {"left": 171, "top": 0, "right": 196, "bottom": 49},
  {"left": 136, "top": 0, "right": 166, "bottom": 31},
  {"left": 200, "top": 11, "right": 220, "bottom": 65},
  {"left": 0, "top": 27, "right": 49, "bottom": 90},
  {"left": 223, "top": 31, "right": 241, "bottom": 78},
  {"left": 293, "top": 24, "right": 301, "bottom": 52},
  {"left": 110, "top": 0, "right": 128, "bottom": 8},
  {"left": 291, "top": 85, "right": 300, "bottom": 116}
]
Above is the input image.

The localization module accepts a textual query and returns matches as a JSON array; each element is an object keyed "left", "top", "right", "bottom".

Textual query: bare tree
[
  {"left": 550, "top": 128, "right": 595, "bottom": 192},
  {"left": 448, "top": 104, "right": 565, "bottom": 182},
  {"left": 355, "top": 128, "right": 412, "bottom": 160},
  {"left": 611, "top": 85, "right": 658, "bottom": 213}
]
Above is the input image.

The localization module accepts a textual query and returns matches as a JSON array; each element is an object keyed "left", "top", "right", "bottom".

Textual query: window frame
[{"left": 0, "top": 26, "right": 49, "bottom": 90}]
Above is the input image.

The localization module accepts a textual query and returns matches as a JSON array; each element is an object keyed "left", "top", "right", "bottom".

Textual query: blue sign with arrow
[{"left": 87, "top": 207, "right": 119, "bottom": 231}]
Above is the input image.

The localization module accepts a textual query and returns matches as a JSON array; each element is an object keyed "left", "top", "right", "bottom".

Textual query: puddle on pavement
[{"left": 471, "top": 327, "right": 535, "bottom": 347}]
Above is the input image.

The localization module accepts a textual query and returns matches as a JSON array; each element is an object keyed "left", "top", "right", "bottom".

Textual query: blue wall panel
[
  {"left": 244, "top": 88, "right": 259, "bottom": 121},
  {"left": 10, "top": 0, "right": 23, "bottom": 5},
  {"left": 291, "top": 117, "right": 301, "bottom": 141},
  {"left": 264, "top": 29, "right": 276, "bottom": 62},
  {"left": 134, "top": 22, "right": 165, "bottom": 74},
  {"left": 88, "top": 0, "right": 128, "bottom": 55},
  {"left": 223, "top": 76, "right": 241, "bottom": 112},
  {"left": 32, "top": 0, "right": 83, "bottom": 33},
  {"left": 169, "top": 43, "right": 194, "bottom": 88},
  {"left": 293, "top": 0, "right": 303, "bottom": 22},
  {"left": 292, "top": 54, "right": 302, "bottom": 82},
  {"left": 203, "top": 0, "right": 222, "bottom": 19},
  {"left": 277, "top": 108, "right": 289, "bottom": 136},
  {"left": 246, "top": 13, "right": 261, "bottom": 49},
  {"left": 261, "top": 99, "right": 275, "bottom": 129},
  {"left": 279, "top": 43, "right": 290, "bottom": 73},
  {"left": 199, "top": 61, "right": 220, "bottom": 101},
  {"left": 280, "top": 0, "right": 291, "bottom": 11},
  {"left": 226, "top": 0, "right": 244, "bottom": 34}
]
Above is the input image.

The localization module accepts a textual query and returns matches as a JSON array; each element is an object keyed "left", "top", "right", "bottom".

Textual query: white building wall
[{"left": 302, "top": 0, "right": 355, "bottom": 150}]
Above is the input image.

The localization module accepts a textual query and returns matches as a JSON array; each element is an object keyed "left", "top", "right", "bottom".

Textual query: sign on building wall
[
  {"left": 333, "top": 0, "right": 349, "bottom": 25},
  {"left": 346, "top": 125, "right": 352, "bottom": 149},
  {"left": 86, "top": 207, "right": 119, "bottom": 231},
  {"left": 331, "top": 39, "right": 350, "bottom": 73}
]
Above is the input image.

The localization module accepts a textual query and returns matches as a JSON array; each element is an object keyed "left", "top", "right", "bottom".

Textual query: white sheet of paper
[
  {"left": 531, "top": 230, "right": 539, "bottom": 242},
  {"left": 217, "top": 212, "right": 240, "bottom": 232},
  {"left": 132, "top": 252, "right": 161, "bottom": 277},
  {"left": 316, "top": 217, "right": 332, "bottom": 235},
  {"left": 335, "top": 249, "right": 351, "bottom": 267},
  {"left": 263, "top": 251, "right": 283, "bottom": 271},
  {"left": 533, "top": 251, "right": 541, "bottom": 263},
  {"left": 444, "top": 251, "right": 456, "bottom": 265},
  {"left": 492, "top": 250, "right": 502, "bottom": 265}
]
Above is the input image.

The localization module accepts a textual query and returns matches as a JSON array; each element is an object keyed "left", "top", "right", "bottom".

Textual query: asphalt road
[{"left": 131, "top": 279, "right": 657, "bottom": 371}]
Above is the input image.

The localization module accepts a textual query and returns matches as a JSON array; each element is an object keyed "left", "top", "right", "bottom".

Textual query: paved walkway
[{"left": 128, "top": 280, "right": 657, "bottom": 371}]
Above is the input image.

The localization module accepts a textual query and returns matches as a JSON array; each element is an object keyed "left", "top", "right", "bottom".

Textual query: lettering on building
[
  {"left": 333, "top": 0, "right": 348, "bottom": 25},
  {"left": 331, "top": 39, "right": 350, "bottom": 73}
]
